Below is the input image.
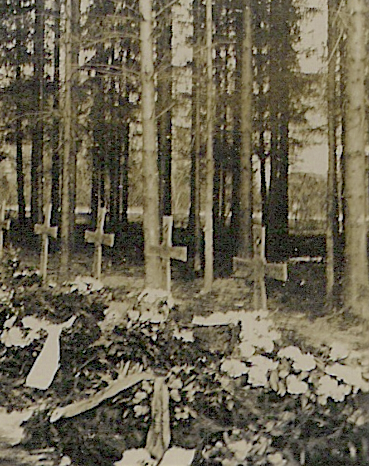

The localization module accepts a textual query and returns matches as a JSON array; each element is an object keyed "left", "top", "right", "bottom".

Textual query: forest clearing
[{"left": 0, "top": 0, "right": 369, "bottom": 465}]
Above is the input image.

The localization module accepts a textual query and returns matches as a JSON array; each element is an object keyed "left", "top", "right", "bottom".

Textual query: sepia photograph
[{"left": 0, "top": 0, "right": 368, "bottom": 464}]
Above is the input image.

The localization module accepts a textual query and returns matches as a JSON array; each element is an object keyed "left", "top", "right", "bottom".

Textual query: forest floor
[{"left": 18, "top": 244, "right": 369, "bottom": 361}]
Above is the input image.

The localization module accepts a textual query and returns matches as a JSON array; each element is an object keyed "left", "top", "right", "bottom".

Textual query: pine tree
[{"left": 139, "top": 0, "right": 162, "bottom": 289}]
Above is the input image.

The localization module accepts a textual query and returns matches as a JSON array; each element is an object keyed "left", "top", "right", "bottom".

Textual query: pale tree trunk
[
  {"left": 189, "top": 0, "right": 202, "bottom": 272},
  {"left": 203, "top": 0, "right": 214, "bottom": 293},
  {"left": 326, "top": 0, "right": 339, "bottom": 307},
  {"left": 31, "top": 0, "right": 45, "bottom": 225},
  {"left": 157, "top": 3, "right": 172, "bottom": 220},
  {"left": 238, "top": 0, "right": 253, "bottom": 259},
  {"left": 343, "top": 0, "right": 369, "bottom": 317},
  {"left": 60, "top": 0, "right": 73, "bottom": 278},
  {"left": 69, "top": 0, "right": 80, "bottom": 251},
  {"left": 139, "top": 0, "right": 161, "bottom": 290}
]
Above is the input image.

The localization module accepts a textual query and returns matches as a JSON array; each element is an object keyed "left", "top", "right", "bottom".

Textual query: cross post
[
  {"left": 85, "top": 206, "right": 115, "bottom": 280},
  {"left": 0, "top": 202, "right": 10, "bottom": 259},
  {"left": 34, "top": 203, "right": 58, "bottom": 280},
  {"left": 148, "top": 216, "right": 187, "bottom": 294},
  {"left": 233, "top": 225, "right": 288, "bottom": 310}
]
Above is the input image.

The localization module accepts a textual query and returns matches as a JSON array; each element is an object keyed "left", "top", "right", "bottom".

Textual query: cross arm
[
  {"left": 34, "top": 224, "right": 58, "bottom": 239},
  {"left": 149, "top": 245, "right": 187, "bottom": 262},
  {"left": 85, "top": 230, "right": 115, "bottom": 248}
]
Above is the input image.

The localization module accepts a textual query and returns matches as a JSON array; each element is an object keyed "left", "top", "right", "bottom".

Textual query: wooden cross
[
  {"left": 149, "top": 216, "right": 187, "bottom": 294},
  {"left": 84, "top": 206, "right": 115, "bottom": 280},
  {"left": 233, "top": 225, "right": 288, "bottom": 311},
  {"left": 0, "top": 202, "right": 10, "bottom": 259},
  {"left": 34, "top": 204, "right": 58, "bottom": 280}
]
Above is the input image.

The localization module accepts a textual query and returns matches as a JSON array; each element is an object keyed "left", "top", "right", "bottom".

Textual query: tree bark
[
  {"left": 51, "top": 0, "right": 61, "bottom": 226},
  {"left": 139, "top": 0, "right": 162, "bottom": 289},
  {"left": 266, "top": 0, "right": 290, "bottom": 261},
  {"left": 15, "top": 0, "right": 25, "bottom": 226},
  {"left": 60, "top": 0, "right": 73, "bottom": 277},
  {"left": 189, "top": 0, "right": 202, "bottom": 272},
  {"left": 326, "top": 0, "right": 339, "bottom": 307},
  {"left": 343, "top": 0, "right": 369, "bottom": 317},
  {"left": 203, "top": 0, "right": 214, "bottom": 292},
  {"left": 31, "top": 0, "right": 45, "bottom": 225},
  {"left": 238, "top": 0, "right": 253, "bottom": 259},
  {"left": 68, "top": 0, "right": 80, "bottom": 251},
  {"left": 157, "top": 6, "right": 172, "bottom": 220}
]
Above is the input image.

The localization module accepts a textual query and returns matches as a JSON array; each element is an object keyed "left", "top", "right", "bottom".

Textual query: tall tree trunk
[
  {"left": 189, "top": 0, "right": 202, "bottom": 272},
  {"left": 31, "top": 0, "right": 45, "bottom": 225},
  {"left": 326, "top": 0, "right": 339, "bottom": 307},
  {"left": 157, "top": 6, "right": 172, "bottom": 220},
  {"left": 15, "top": 0, "right": 25, "bottom": 226},
  {"left": 203, "top": 0, "right": 214, "bottom": 292},
  {"left": 120, "top": 112, "right": 130, "bottom": 226},
  {"left": 339, "top": 35, "right": 347, "bottom": 236},
  {"left": 238, "top": 0, "right": 253, "bottom": 259},
  {"left": 51, "top": 0, "right": 61, "bottom": 226},
  {"left": 266, "top": 0, "right": 290, "bottom": 261},
  {"left": 16, "top": 109, "right": 25, "bottom": 225},
  {"left": 343, "top": 0, "right": 369, "bottom": 317},
  {"left": 259, "top": 131, "right": 267, "bottom": 226},
  {"left": 213, "top": 49, "right": 222, "bottom": 233},
  {"left": 231, "top": 7, "right": 242, "bottom": 244},
  {"left": 69, "top": 0, "right": 80, "bottom": 251},
  {"left": 139, "top": 0, "right": 161, "bottom": 289},
  {"left": 60, "top": 0, "right": 73, "bottom": 277}
]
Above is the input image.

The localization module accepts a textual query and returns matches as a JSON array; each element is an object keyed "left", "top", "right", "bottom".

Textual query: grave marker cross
[
  {"left": 85, "top": 206, "right": 115, "bottom": 280},
  {"left": 34, "top": 203, "right": 58, "bottom": 280},
  {"left": 0, "top": 202, "right": 10, "bottom": 259},
  {"left": 233, "top": 226, "right": 288, "bottom": 311},
  {"left": 149, "top": 216, "right": 187, "bottom": 294}
]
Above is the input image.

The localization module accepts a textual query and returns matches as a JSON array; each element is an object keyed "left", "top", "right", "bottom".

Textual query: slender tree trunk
[
  {"left": 157, "top": 6, "right": 172, "bottom": 220},
  {"left": 189, "top": 0, "right": 202, "bottom": 272},
  {"left": 15, "top": 1, "right": 25, "bottom": 226},
  {"left": 68, "top": 0, "right": 80, "bottom": 251},
  {"left": 339, "top": 35, "right": 347, "bottom": 236},
  {"left": 213, "top": 49, "right": 222, "bottom": 233},
  {"left": 16, "top": 112, "right": 25, "bottom": 225},
  {"left": 343, "top": 0, "right": 369, "bottom": 317},
  {"left": 90, "top": 69, "right": 105, "bottom": 225},
  {"left": 31, "top": 0, "right": 45, "bottom": 225},
  {"left": 259, "top": 129, "right": 267, "bottom": 226},
  {"left": 326, "top": 0, "right": 339, "bottom": 307},
  {"left": 266, "top": 0, "right": 290, "bottom": 261},
  {"left": 238, "top": 0, "right": 253, "bottom": 259},
  {"left": 121, "top": 115, "right": 130, "bottom": 226},
  {"left": 139, "top": 0, "right": 161, "bottom": 289},
  {"left": 60, "top": 0, "right": 73, "bottom": 277},
  {"left": 51, "top": 0, "right": 61, "bottom": 226},
  {"left": 230, "top": 7, "right": 242, "bottom": 242},
  {"left": 203, "top": 0, "right": 214, "bottom": 292}
]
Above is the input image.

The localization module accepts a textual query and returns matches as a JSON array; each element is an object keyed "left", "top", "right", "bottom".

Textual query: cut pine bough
[{"left": 50, "top": 363, "right": 154, "bottom": 422}]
